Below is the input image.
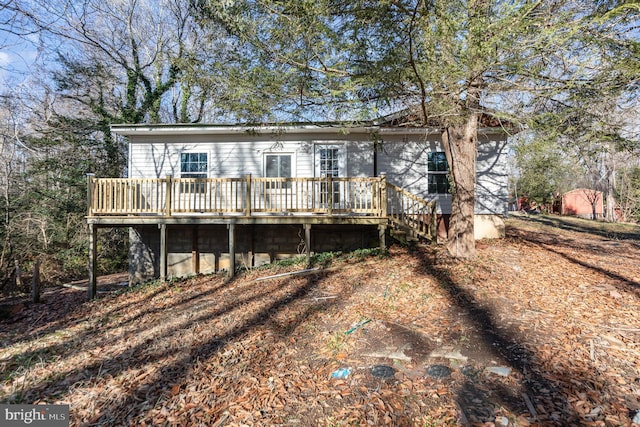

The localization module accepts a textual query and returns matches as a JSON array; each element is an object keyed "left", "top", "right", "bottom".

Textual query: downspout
[
  {"left": 370, "top": 131, "right": 381, "bottom": 177},
  {"left": 373, "top": 141, "right": 378, "bottom": 177}
]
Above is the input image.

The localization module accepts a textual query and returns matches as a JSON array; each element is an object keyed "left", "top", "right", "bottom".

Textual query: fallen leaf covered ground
[{"left": 1, "top": 215, "right": 639, "bottom": 426}]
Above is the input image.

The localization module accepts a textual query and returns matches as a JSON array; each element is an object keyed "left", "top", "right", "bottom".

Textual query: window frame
[
  {"left": 314, "top": 143, "right": 346, "bottom": 178},
  {"left": 314, "top": 143, "right": 346, "bottom": 207},
  {"left": 427, "top": 151, "right": 450, "bottom": 194},
  {"left": 179, "top": 152, "right": 208, "bottom": 193},
  {"left": 264, "top": 152, "right": 295, "bottom": 189}
]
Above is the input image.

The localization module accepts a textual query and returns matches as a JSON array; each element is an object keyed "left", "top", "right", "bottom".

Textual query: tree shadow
[
  {"left": 3, "top": 266, "right": 350, "bottom": 425},
  {"left": 412, "top": 245, "right": 588, "bottom": 425},
  {"left": 0, "top": 272, "right": 299, "bottom": 392},
  {"left": 508, "top": 226, "right": 640, "bottom": 293},
  {"left": 0, "top": 288, "right": 86, "bottom": 345},
  {"left": 1, "top": 277, "right": 198, "bottom": 350}
]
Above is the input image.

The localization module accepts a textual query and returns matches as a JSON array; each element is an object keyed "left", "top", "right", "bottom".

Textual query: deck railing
[
  {"left": 88, "top": 175, "right": 385, "bottom": 217},
  {"left": 87, "top": 175, "right": 437, "bottom": 239}
]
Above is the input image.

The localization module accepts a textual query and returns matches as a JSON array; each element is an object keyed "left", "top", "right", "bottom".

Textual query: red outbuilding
[{"left": 561, "top": 188, "right": 603, "bottom": 219}]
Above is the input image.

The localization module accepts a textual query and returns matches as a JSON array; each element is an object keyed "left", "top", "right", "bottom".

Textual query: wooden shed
[{"left": 561, "top": 188, "right": 603, "bottom": 219}]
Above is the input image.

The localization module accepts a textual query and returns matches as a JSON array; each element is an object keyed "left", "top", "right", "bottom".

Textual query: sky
[{"left": 0, "top": 24, "right": 40, "bottom": 91}]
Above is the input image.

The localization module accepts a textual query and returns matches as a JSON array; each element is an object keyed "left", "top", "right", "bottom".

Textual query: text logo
[{"left": 0, "top": 405, "right": 69, "bottom": 426}]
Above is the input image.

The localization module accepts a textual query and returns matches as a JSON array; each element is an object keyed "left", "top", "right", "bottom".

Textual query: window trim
[
  {"left": 263, "top": 152, "right": 295, "bottom": 189},
  {"left": 314, "top": 143, "right": 346, "bottom": 207},
  {"left": 179, "top": 152, "right": 208, "bottom": 193},
  {"left": 263, "top": 152, "right": 295, "bottom": 177},
  {"left": 314, "top": 142, "right": 346, "bottom": 178},
  {"left": 427, "top": 151, "right": 450, "bottom": 194},
  {"left": 180, "top": 152, "right": 209, "bottom": 179}
]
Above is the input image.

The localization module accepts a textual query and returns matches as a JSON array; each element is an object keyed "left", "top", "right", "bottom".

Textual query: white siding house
[
  {"left": 117, "top": 123, "right": 510, "bottom": 220},
  {"left": 85, "top": 122, "right": 511, "bottom": 288}
]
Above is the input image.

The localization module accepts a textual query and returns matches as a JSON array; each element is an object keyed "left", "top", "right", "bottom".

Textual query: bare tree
[{"left": 0, "top": 91, "right": 29, "bottom": 289}]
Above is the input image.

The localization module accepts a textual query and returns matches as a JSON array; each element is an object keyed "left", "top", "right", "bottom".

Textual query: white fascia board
[
  {"left": 111, "top": 124, "right": 379, "bottom": 137},
  {"left": 111, "top": 123, "right": 510, "bottom": 138}
]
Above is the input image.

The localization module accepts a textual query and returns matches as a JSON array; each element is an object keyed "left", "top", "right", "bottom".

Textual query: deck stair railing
[{"left": 385, "top": 183, "right": 438, "bottom": 240}]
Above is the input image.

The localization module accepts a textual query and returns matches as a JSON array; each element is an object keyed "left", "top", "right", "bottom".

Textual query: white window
[
  {"left": 265, "top": 153, "right": 292, "bottom": 188},
  {"left": 180, "top": 153, "right": 208, "bottom": 178},
  {"left": 314, "top": 144, "right": 345, "bottom": 178},
  {"left": 428, "top": 152, "right": 450, "bottom": 194},
  {"left": 265, "top": 154, "right": 292, "bottom": 178},
  {"left": 318, "top": 147, "right": 340, "bottom": 178},
  {"left": 180, "top": 152, "right": 208, "bottom": 193}
]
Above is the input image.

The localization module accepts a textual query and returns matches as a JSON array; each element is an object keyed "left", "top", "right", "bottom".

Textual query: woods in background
[{"left": 0, "top": 0, "right": 638, "bottom": 290}]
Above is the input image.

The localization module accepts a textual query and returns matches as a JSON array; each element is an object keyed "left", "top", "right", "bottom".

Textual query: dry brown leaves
[{"left": 1, "top": 215, "right": 639, "bottom": 426}]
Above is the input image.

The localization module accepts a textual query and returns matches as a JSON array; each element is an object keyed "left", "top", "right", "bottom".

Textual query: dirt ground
[{"left": 1, "top": 215, "right": 639, "bottom": 426}]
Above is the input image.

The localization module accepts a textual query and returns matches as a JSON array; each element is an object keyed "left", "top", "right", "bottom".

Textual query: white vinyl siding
[
  {"left": 124, "top": 128, "right": 510, "bottom": 216},
  {"left": 475, "top": 139, "right": 509, "bottom": 215},
  {"left": 128, "top": 138, "right": 312, "bottom": 179}
]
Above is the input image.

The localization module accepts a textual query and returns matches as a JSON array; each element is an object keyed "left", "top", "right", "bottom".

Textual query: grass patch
[{"left": 509, "top": 213, "right": 640, "bottom": 240}]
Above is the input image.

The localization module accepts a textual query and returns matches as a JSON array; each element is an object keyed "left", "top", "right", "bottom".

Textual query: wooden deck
[
  {"left": 86, "top": 175, "right": 437, "bottom": 298},
  {"left": 88, "top": 175, "right": 385, "bottom": 219}
]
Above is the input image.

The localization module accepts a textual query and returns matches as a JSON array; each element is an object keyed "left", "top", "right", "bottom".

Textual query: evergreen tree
[{"left": 194, "top": 0, "right": 638, "bottom": 257}]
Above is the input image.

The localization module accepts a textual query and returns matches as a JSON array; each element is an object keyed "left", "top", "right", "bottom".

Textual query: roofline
[{"left": 110, "top": 122, "right": 508, "bottom": 137}]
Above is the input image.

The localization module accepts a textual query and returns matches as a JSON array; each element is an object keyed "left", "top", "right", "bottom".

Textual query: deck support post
[
  {"left": 304, "top": 224, "right": 312, "bottom": 266},
  {"left": 228, "top": 223, "right": 235, "bottom": 278},
  {"left": 192, "top": 225, "right": 200, "bottom": 275},
  {"left": 88, "top": 224, "right": 98, "bottom": 300},
  {"left": 160, "top": 223, "right": 167, "bottom": 282},
  {"left": 378, "top": 223, "right": 387, "bottom": 253}
]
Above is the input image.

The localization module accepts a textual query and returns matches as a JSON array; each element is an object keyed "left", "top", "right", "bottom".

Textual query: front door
[{"left": 315, "top": 144, "right": 345, "bottom": 208}]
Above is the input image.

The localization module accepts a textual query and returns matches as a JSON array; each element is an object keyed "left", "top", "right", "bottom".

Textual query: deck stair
[{"left": 385, "top": 183, "right": 438, "bottom": 243}]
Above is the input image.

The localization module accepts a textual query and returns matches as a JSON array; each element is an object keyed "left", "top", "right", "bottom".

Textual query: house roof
[
  {"left": 111, "top": 120, "right": 512, "bottom": 137},
  {"left": 111, "top": 122, "right": 377, "bottom": 136},
  {"left": 375, "top": 106, "right": 520, "bottom": 131}
]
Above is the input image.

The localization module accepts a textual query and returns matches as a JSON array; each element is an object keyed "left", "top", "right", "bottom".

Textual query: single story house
[{"left": 85, "top": 119, "right": 511, "bottom": 295}]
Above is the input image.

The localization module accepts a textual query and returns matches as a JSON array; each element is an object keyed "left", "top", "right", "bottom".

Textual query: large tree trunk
[{"left": 442, "top": 114, "right": 478, "bottom": 259}]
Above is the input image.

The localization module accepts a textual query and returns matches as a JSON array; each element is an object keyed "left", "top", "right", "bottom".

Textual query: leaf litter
[{"left": 0, "top": 215, "right": 639, "bottom": 426}]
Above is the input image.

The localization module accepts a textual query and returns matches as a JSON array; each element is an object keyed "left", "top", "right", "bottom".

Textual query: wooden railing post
[
  {"left": 86, "top": 173, "right": 95, "bottom": 217},
  {"left": 245, "top": 174, "right": 252, "bottom": 216},
  {"left": 327, "top": 175, "right": 333, "bottom": 216},
  {"left": 379, "top": 173, "right": 387, "bottom": 217},
  {"left": 165, "top": 175, "right": 172, "bottom": 216}
]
